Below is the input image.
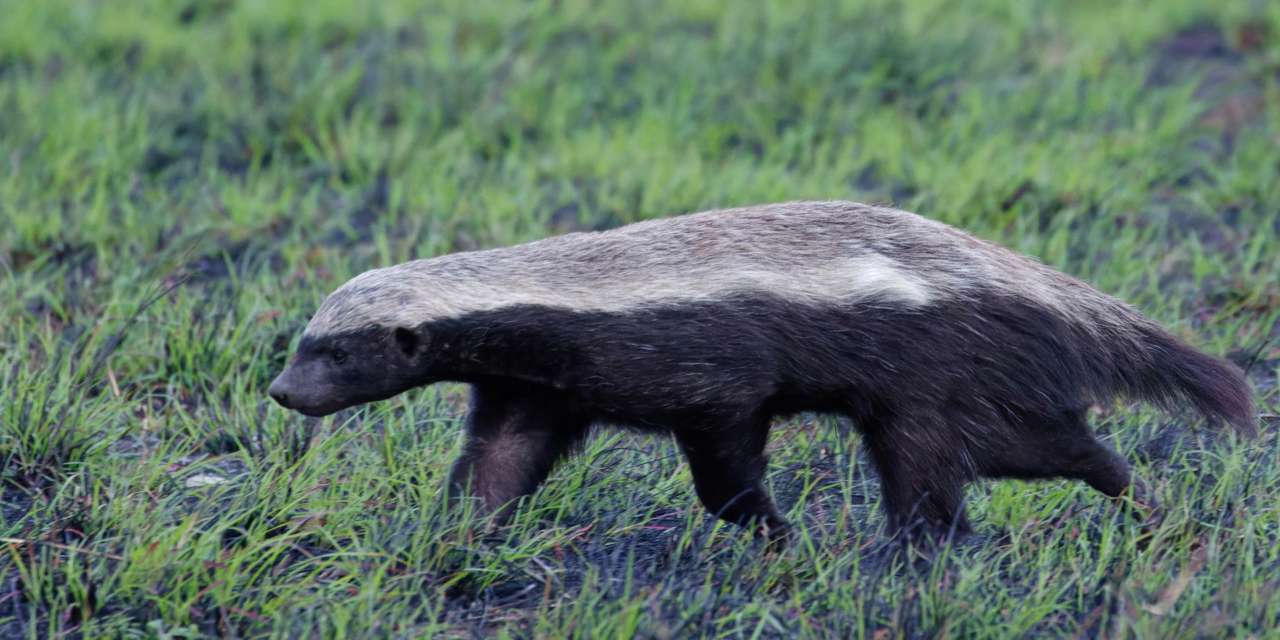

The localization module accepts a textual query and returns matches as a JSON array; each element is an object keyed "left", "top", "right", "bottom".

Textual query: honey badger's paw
[
  {"left": 1122, "top": 477, "right": 1164, "bottom": 532},
  {"left": 758, "top": 517, "right": 793, "bottom": 553}
]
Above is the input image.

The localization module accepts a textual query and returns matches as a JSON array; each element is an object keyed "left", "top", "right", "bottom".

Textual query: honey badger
[{"left": 268, "top": 201, "right": 1255, "bottom": 540}]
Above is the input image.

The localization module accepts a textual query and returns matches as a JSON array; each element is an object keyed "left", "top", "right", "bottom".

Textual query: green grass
[{"left": 2, "top": 0, "right": 1279, "bottom": 636}]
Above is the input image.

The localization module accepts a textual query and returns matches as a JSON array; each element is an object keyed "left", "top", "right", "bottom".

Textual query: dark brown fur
[{"left": 271, "top": 291, "right": 1253, "bottom": 542}]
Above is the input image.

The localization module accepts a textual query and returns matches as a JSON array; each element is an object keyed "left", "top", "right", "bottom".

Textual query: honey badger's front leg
[
  {"left": 676, "top": 413, "right": 789, "bottom": 541},
  {"left": 446, "top": 380, "right": 591, "bottom": 522}
]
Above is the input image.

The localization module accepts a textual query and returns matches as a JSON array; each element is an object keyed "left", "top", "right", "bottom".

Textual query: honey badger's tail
[{"left": 1117, "top": 320, "right": 1256, "bottom": 436}]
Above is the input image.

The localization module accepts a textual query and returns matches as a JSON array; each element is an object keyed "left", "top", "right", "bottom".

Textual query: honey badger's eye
[{"left": 331, "top": 348, "right": 349, "bottom": 365}]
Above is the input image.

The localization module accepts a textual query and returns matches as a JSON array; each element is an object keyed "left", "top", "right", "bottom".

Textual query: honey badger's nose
[{"left": 268, "top": 375, "right": 293, "bottom": 409}]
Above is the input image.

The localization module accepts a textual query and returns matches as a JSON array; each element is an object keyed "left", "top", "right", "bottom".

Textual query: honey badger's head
[{"left": 269, "top": 268, "right": 434, "bottom": 417}]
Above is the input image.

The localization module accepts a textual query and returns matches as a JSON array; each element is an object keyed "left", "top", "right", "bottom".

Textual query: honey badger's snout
[
  {"left": 267, "top": 367, "right": 311, "bottom": 412},
  {"left": 266, "top": 373, "right": 294, "bottom": 409},
  {"left": 266, "top": 361, "right": 342, "bottom": 417}
]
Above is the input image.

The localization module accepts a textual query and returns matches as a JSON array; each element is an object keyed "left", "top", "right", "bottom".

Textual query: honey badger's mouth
[
  {"left": 287, "top": 401, "right": 346, "bottom": 418},
  {"left": 273, "top": 390, "right": 403, "bottom": 417}
]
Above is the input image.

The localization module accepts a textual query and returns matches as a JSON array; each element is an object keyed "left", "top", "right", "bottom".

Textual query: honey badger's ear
[{"left": 392, "top": 326, "right": 425, "bottom": 357}]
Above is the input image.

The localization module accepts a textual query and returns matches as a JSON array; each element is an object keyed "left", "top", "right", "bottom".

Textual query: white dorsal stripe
[
  {"left": 305, "top": 252, "right": 932, "bottom": 336},
  {"left": 301, "top": 201, "right": 1100, "bottom": 338}
]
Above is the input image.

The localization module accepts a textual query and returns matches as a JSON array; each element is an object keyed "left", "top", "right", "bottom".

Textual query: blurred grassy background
[{"left": 1, "top": 0, "right": 1278, "bottom": 637}]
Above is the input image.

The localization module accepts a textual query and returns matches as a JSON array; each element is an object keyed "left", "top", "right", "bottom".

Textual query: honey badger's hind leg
[
  {"left": 859, "top": 407, "right": 976, "bottom": 542},
  {"left": 676, "top": 413, "right": 789, "bottom": 542},
  {"left": 447, "top": 380, "right": 591, "bottom": 524},
  {"left": 977, "top": 407, "right": 1157, "bottom": 516}
]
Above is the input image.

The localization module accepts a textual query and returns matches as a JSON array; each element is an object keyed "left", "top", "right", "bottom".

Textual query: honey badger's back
[
  {"left": 311, "top": 201, "right": 1066, "bottom": 331},
  {"left": 310, "top": 202, "right": 941, "bottom": 332}
]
